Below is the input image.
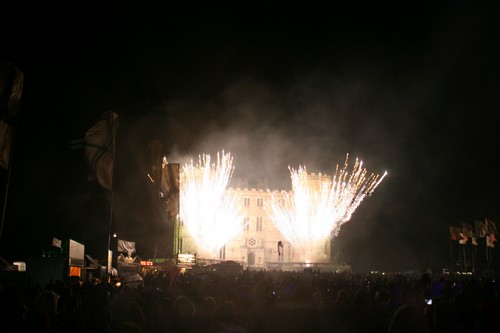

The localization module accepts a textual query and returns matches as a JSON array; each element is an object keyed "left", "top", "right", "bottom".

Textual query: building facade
[{"left": 175, "top": 176, "right": 332, "bottom": 270}]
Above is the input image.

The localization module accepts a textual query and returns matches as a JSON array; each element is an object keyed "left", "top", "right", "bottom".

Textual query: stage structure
[{"left": 26, "top": 239, "right": 86, "bottom": 285}]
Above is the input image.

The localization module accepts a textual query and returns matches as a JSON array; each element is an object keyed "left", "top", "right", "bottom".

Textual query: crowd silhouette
[{"left": 1, "top": 268, "right": 499, "bottom": 333}]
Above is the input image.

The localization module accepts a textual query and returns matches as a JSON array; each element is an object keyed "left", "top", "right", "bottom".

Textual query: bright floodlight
[
  {"left": 179, "top": 151, "right": 246, "bottom": 257},
  {"left": 265, "top": 154, "right": 387, "bottom": 262}
]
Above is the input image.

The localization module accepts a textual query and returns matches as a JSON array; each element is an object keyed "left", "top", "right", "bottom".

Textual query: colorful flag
[
  {"left": 467, "top": 222, "right": 479, "bottom": 245},
  {"left": 449, "top": 226, "right": 462, "bottom": 241},
  {"left": 461, "top": 223, "right": 474, "bottom": 238},
  {"left": 0, "top": 63, "right": 24, "bottom": 170},
  {"left": 485, "top": 218, "right": 497, "bottom": 248},
  {"left": 485, "top": 218, "right": 498, "bottom": 235},
  {"left": 475, "top": 220, "right": 487, "bottom": 238},
  {"left": 84, "top": 111, "right": 118, "bottom": 191},
  {"left": 486, "top": 234, "right": 496, "bottom": 248}
]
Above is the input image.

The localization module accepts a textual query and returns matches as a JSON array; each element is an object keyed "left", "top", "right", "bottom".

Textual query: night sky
[{"left": 1, "top": 2, "right": 499, "bottom": 273}]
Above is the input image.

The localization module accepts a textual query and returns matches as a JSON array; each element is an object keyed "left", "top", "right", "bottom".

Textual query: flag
[
  {"left": 449, "top": 226, "right": 462, "bottom": 241},
  {"left": 485, "top": 218, "right": 498, "bottom": 248},
  {"left": 0, "top": 121, "right": 12, "bottom": 170},
  {"left": 52, "top": 237, "right": 62, "bottom": 248},
  {"left": 454, "top": 223, "right": 472, "bottom": 244},
  {"left": 475, "top": 220, "right": 487, "bottom": 238},
  {"left": 468, "top": 221, "right": 480, "bottom": 245},
  {"left": 83, "top": 111, "right": 118, "bottom": 191},
  {"left": 0, "top": 63, "right": 23, "bottom": 170},
  {"left": 487, "top": 234, "right": 496, "bottom": 248},
  {"left": 485, "top": 218, "right": 498, "bottom": 235},
  {"left": 461, "top": 223, "right": 474, "bottom": 238},
  {"left": 117, "top": 239, "right": 136, "bottom": 257}
]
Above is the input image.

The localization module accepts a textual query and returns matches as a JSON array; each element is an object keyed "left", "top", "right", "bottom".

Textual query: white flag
[{"left": 52, "top": 237, "right": 62, "bottom": 248}]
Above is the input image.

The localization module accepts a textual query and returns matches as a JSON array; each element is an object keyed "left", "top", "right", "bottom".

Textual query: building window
[
  {"left": 244, "top": 197, "right": 250, "bottom": 206},
  {"left": 219, "top": 244, "right": 226, "bottom": 259},
  {"left": 257, "top": 198, "right": 264, "bottom": 207},
  {"left": 256, "top": 217, "right": 263, "bottom": 232},
  {"left": 248, "top": 238, "right": 256, "bottom": 247},
  {"left": 243, "top": 217, "right": 250, "bottom": 231}
]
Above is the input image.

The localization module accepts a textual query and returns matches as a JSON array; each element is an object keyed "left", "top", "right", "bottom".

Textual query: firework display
[
  {"left": 179, "top": 151, "right": 246, "bottom": 257},
  {"left": 265, "top": 154, "right": 387, "bottom": 262}
]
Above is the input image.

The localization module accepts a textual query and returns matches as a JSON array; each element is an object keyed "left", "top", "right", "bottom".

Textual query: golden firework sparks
[
  {"left": 179, "top": 151, "right": 246, "bottom": 256},
  {"left": 266, "top": 154, "right": 387, "bottom": 262}
]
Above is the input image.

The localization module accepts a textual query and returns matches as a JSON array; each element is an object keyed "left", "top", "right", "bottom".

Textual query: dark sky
[{"left": 1, "top": 2, "right": 499, "bottom": 272}]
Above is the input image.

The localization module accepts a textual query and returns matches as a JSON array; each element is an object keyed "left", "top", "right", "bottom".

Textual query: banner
[{"left": 117, "top": 239, "right": 136, "bottom": 257}]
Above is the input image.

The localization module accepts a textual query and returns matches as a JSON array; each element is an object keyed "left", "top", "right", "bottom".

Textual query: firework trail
[
  {"left": 180, "top": 151, "right": 246, "bottom": 256},
  {"left": 266, "top": 154, "right": 387, "bottom": 261}
]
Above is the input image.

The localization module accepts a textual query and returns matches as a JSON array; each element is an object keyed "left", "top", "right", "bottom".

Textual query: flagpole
[
  {"left": 486, "top": 242, "right": 490, "bottom": 272},
  {"left": 0, "top": 116, "right": 18, "bottom": 250},
  {"left": 0, "top": 152, "right": 13, "bottom": 244},
  {"left": 106, "top": 112, "right": 117, "bottom": 283},
  {"left": 149, "top": 140, "right": 164, "bottom": 261},
  {"left": 106, "top": 189, "right": 115, "bottom": 283},
  {"left": 458, "top": 243, "right": 463, "bottom": 272},
  {"left": 449, "top": 239, "right": 454, "bottom": 274},
  {"left": 154, "top": 200, "right": 160, "bottom": 260},
  {"left": 472, "top": 244, "right": 476, "bottom": 274},
  {"left": 0, "top": 63, "right": 23, "bottom": 251},
  {"left": 462, "top": 244, "right": 467, "bottom": 272},
  {"left": 489, "top": 247, "right": 493, "bottom": 272}
]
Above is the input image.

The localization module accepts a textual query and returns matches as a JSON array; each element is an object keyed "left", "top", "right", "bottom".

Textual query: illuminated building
[{"left": 170, "top": 152, "right": 386, "bottom": 271}]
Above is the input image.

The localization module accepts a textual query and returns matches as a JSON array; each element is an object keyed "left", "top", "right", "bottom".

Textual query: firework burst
[
  {"left": 179, "top": 151, "right": 246, "bottom": 256},
  {"left": 266, "top": 154, "right": 387, "bottom": 261}
]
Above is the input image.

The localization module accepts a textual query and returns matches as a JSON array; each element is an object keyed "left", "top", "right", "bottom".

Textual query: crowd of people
[{"left": 1, "top": 267, "right": 499, "bottom": 333}]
